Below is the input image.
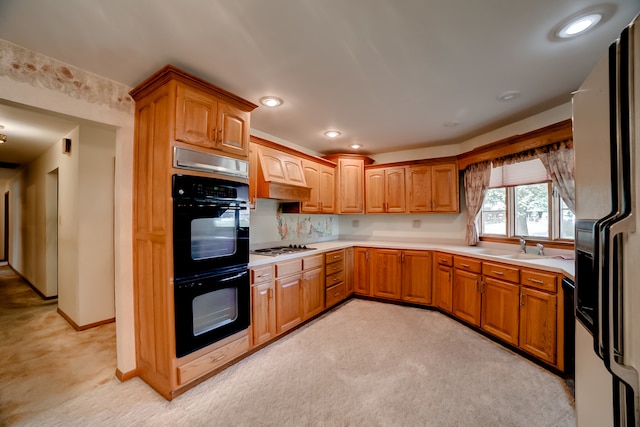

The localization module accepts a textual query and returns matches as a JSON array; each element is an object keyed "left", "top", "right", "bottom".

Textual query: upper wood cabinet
[
  {"left": 323, "top": 155, "right": 374, "bottom": 214},
  {"left": 174, "top": 83, "right": 251, "bottom": 157},
  {"left": 301, "top": 159, "right": 335, "bottom": 214},
  {"left": 365, "top": 167, "right": 406, "bottom": 213},
  {"left": 406, "top": 162, "right": 459, "bottom": 213}
]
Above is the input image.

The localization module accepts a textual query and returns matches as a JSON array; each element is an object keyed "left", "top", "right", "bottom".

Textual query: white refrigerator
[{"left": 573, "top": 13, "right": 640, "bottom": 427}]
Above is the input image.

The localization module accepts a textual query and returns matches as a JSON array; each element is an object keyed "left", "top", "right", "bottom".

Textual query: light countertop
[{"left": 249, "top": 240, "right": 575, "bottom": 280}]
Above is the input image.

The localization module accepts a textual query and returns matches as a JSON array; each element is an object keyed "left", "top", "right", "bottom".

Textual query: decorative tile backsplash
[
  {"left": 250, "top": 199, "right": 339, "bottom": 245},
  {"left": 276, "top": 211, "right": 334, "bottom": 240}
]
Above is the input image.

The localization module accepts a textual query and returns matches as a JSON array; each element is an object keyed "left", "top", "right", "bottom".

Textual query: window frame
[{"left": 479, "top": 182, "right": 574, "bottom": 248}]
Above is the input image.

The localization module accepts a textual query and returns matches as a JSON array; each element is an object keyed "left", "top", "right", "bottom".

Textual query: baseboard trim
[
  {"left": 6, "top": 262, "right": 57, "bottom": 300},
  {"left": 56, "top": 308, "right": 115, "bottom": 331},
  {"left": 116, "top": 368, "right": 138, "bottom": 382}
]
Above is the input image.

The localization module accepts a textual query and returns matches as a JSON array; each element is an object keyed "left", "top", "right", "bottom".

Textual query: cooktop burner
[{"left": 251, "top": 244, "right": 317, "bottom": 256}]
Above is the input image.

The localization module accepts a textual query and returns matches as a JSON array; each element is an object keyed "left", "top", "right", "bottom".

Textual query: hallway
[{"left": 0, "top": 265, "right": 116, "bottom": 425}]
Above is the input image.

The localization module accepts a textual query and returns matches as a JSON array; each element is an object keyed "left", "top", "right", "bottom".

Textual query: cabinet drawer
[
  {"left": 251, "top": 265, "right": 273, "bottom": 284},
  {"left": 275, "top": 259, "right": 303, "bottom": 278},
  {"left": 482, "top": 262, "right": 519, "bottom": 283},
  {"left": 325, "top": 249, "right": 345, "bottom": 264},
  {"left": 454, "top": 256, "right": 482, "bottom": 273},
  {"left": 177, "top": 334, "right": 249, "bottom": 385},
  {"left": 435, "top": 252, "right": 453, "bottom": 267},
  {"left": 303, "top": 254, "right": 324, "bottom": 271},
  {"left": 326, "top": 270, "right": 345, "bottom": 288},
  {"left": 325, "top": 282, "right": 346, "bottom": 308},
  {"left": 325, "top": 259, "right": 344, "bottom": 275},
  {"left": 520, "top": 269, "right": 557, "bottom": 292}
]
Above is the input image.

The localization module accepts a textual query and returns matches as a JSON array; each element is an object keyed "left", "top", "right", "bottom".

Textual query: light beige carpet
[{"left": 12, "top": 298, "right": 575, "bottom": 427}]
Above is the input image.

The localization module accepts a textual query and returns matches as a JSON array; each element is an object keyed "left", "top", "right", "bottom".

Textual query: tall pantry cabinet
[{"left": 129, "top": 65, "right": 257, "bottom": 400}]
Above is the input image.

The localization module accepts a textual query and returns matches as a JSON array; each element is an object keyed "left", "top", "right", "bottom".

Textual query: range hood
[{"left": 255, "top": 144, "right": 311, "bottom": 201}]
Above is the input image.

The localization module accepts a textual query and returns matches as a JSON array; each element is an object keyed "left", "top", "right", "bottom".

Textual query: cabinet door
[
  {"left": 371, "top": 249, "right": 402, "bottom": 299},
  {"left": 338, "top": 158, "right": 365, "bottom": 213},
  {"left": 385, "top": 167, "right": 406, "bottom": 213},
  {"left": 365, "top": 169, "right": 385, "bottom": 213},
  {"left": 301, "top": 160, "right": 321, "bottom": 213},
  {"left": 519, "top": 287, "right": 557, "bottom": 364},
  {"left": 175, "top": 84, "right": 216, "bottom": 148},
  {"left": 406, "top": 165, "right": 432, "bottom": 212},
  {"left": 353, "top": 247, "right": 370, "bottom": 295},
  {"left": 453, "top": 269, "right": 482, "bottom": 326},
  {"left": 252, "top": 282, "right": 276, "bottom": 347},
  {"left": 276, "top": 274, "right": 302, "bottom": 334},
  {"left": 431, "top": 163, "right": 459, "bottom": 212},
  {"left": 319, "top": 164, "right": 335, "bottom": 213},
  {"left": 301, "top": 268, "right": 324, "bottom": 321},
  {"left": 344, "top": 247, "right": 354, "bottom": 295},
  {"left": 217, "top": 101, "right": 250, "bottom": 157},
  {"left": 481, "top": 276, "right": 520, "bottom": 345},
  {"left": 401, "top": 250, "right": 432, "bottom": 305},
  {"left": 434, "top": 264, "right": 453, "bottom": 312}
]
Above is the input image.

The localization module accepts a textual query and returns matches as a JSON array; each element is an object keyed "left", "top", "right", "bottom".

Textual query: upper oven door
[{"left": 173, "top": 175, "right": 249, "bottom": 281}]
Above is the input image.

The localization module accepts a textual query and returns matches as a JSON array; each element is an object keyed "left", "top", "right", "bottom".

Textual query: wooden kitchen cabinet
[
  {"left": 481, "top": 276, "right": 520, "bottom": 346},
  {"left": 519, "top": 270, "right": 558, "bottom": 365},
  {"left": 251, "top": 265, "right": 276, "bottom": 347},
  {"left": 323, "top": 154, "right": 373, "bottom": 214},
  {"left": 344, "top": 247, "right": 354, "bottom": 296},
  {"left": 274, "top": 259, "right": 303, "bottom": 334},
  {"left": 401, "top": 250, "right": 432, "bottom": 305},
  {"left": 370, "top": 248, "right": 402, "bottom": 299},
  {"left": 433, "top": 253, "right": 453, "bottom": 312},
  {"left": 175, "top": 83, "right": 251, "bottom": 158},
  {"left": 353, "top": 247, "right": 371, "bottom": 295},
  {"left": 405, "top": 162, "right": 459, "bottom": 213},
  {"left": 325, "top": 249, "right": 346, "bottom": 308},
  {"left": 365, "top": 166, "right": 406, "bottom": 213},
  {"left": 301, "top": 159, "right": 336, "bottom": 214},
  {"left": 301, "top": 267, "right": 325, "bottom": 320},
  {"left": 452, "top": 256, "right": 482, "bottom": 327}
]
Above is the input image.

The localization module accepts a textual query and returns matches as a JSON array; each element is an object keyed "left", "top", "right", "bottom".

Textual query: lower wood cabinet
[
  {"left": 371, "top": 248, "right": 402, "bottom": 299},
  {"left": 301, "top": 267, "right": 324, "bottom": 320},
  {"left": 401, "top": 250, "right": 432, "bottom": 305},
  {"left": 519, "top": 276, "right": 558, "bottom": 365},
  {"left": 433, "top": 253, "right": 453, "bottom": 312},
  {"left": 275, "top": 273, "right": 302, "bottom": 334},
  {"left": 452, "top": 257, "right": 482, "bottom": 327},
  {"left": 353, "top": 247, "right": 371, "bottom": 295},
  {"left": 251, "top": 265, "right": 276, "bottom": 347},
  {"left": 480, "top": 276, "right": 520, "bottom": 346}
]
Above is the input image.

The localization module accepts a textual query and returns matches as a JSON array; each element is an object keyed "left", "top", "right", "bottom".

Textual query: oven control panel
[{"left": 173, "top": 175, "right": 244, "bottom": 200}]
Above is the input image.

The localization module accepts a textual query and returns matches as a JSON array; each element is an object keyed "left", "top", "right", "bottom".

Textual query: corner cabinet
[
  {"left": 129, "top": 65, "right": 257, "bottom": 400},
  {"left": 323, "top": 154, "right": 374, "bottom": 214}
]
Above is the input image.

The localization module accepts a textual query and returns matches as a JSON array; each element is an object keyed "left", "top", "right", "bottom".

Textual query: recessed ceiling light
[
  {"left": 324, "top": 130, "right": 341, "bottom": 138},
  {"left": 497, "top": 91, "right": 521, "bottom": 102},
  {"left": 350, "top": 144, "right": 361, "bottom": 150},
  {"left": 0, "top": 134, "right": 7, "bottom": 144},
  {"left": 559, "top": 13, "right": 602, "bottom": 37},
  {"left": 551, "top": 5, "right": 613, "bottom": 41},
  {"left": 259, "top": 96, "right": 283, "bottom": 107}
]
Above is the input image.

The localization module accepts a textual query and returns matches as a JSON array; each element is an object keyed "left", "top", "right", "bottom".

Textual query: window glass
[
  {"left": 560, "top": 199, "right": 575, "bottom": 239},
  {"left": 514, "top": 183, "right": 549, "bottom": 238},
  {"left": 481, "top": 188, "right": 507, "bottom": 235}
]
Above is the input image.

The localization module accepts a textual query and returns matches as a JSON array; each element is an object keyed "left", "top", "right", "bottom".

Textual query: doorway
[
  {"left": 2, "top": 191, "right": 7, "bottom": 262},
  {"left": 45, "top": 169, "right": 58, "bottom": 296}
]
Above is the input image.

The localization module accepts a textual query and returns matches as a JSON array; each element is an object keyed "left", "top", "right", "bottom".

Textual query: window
[{"left": 479, "top": 158, "right": 574, "bottom": 242}]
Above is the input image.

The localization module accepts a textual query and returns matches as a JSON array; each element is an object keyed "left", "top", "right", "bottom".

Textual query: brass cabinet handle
[
  {"left": 461, "top": 263, "right": 470, "bottom": 268},
  {"left": 492, "top": 270, "right": 504, "bottom": 276},
  {"left": 527, "top": 278, "right": 544, "bottom": 284}
]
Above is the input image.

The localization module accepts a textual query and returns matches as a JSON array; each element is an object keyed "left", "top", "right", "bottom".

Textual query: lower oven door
[{"left": 174, "top": 266, "right": 250, "bottom": 358}]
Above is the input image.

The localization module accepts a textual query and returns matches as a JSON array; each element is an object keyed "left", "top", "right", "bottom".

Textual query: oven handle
[
  {"left": 176, "top": 202, "right": 247, "bottom": 210},
  {"left": 218, "top": 270, "right": 249, "bottom": 283}
]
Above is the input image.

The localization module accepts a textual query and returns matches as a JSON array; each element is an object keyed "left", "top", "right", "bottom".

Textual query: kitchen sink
[{"left": 497, "top": 253, "right": 549, "bottom": 260}]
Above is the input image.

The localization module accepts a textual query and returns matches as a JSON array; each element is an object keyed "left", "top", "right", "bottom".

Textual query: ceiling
[{"left": 0, "top": 0, "right": 638, "bottom": 173}]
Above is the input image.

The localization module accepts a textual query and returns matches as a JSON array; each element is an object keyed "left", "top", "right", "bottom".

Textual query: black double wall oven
[{"left": 172, "top": 167, "right": 250, "bottom": 358}]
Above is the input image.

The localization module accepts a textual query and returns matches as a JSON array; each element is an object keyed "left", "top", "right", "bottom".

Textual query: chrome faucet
[
  {"left": 519, "top": 236, "right": 527, "bottom": 253},
  {"left": 536, "top": 243, "right": 544, "bottom": 256}
]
